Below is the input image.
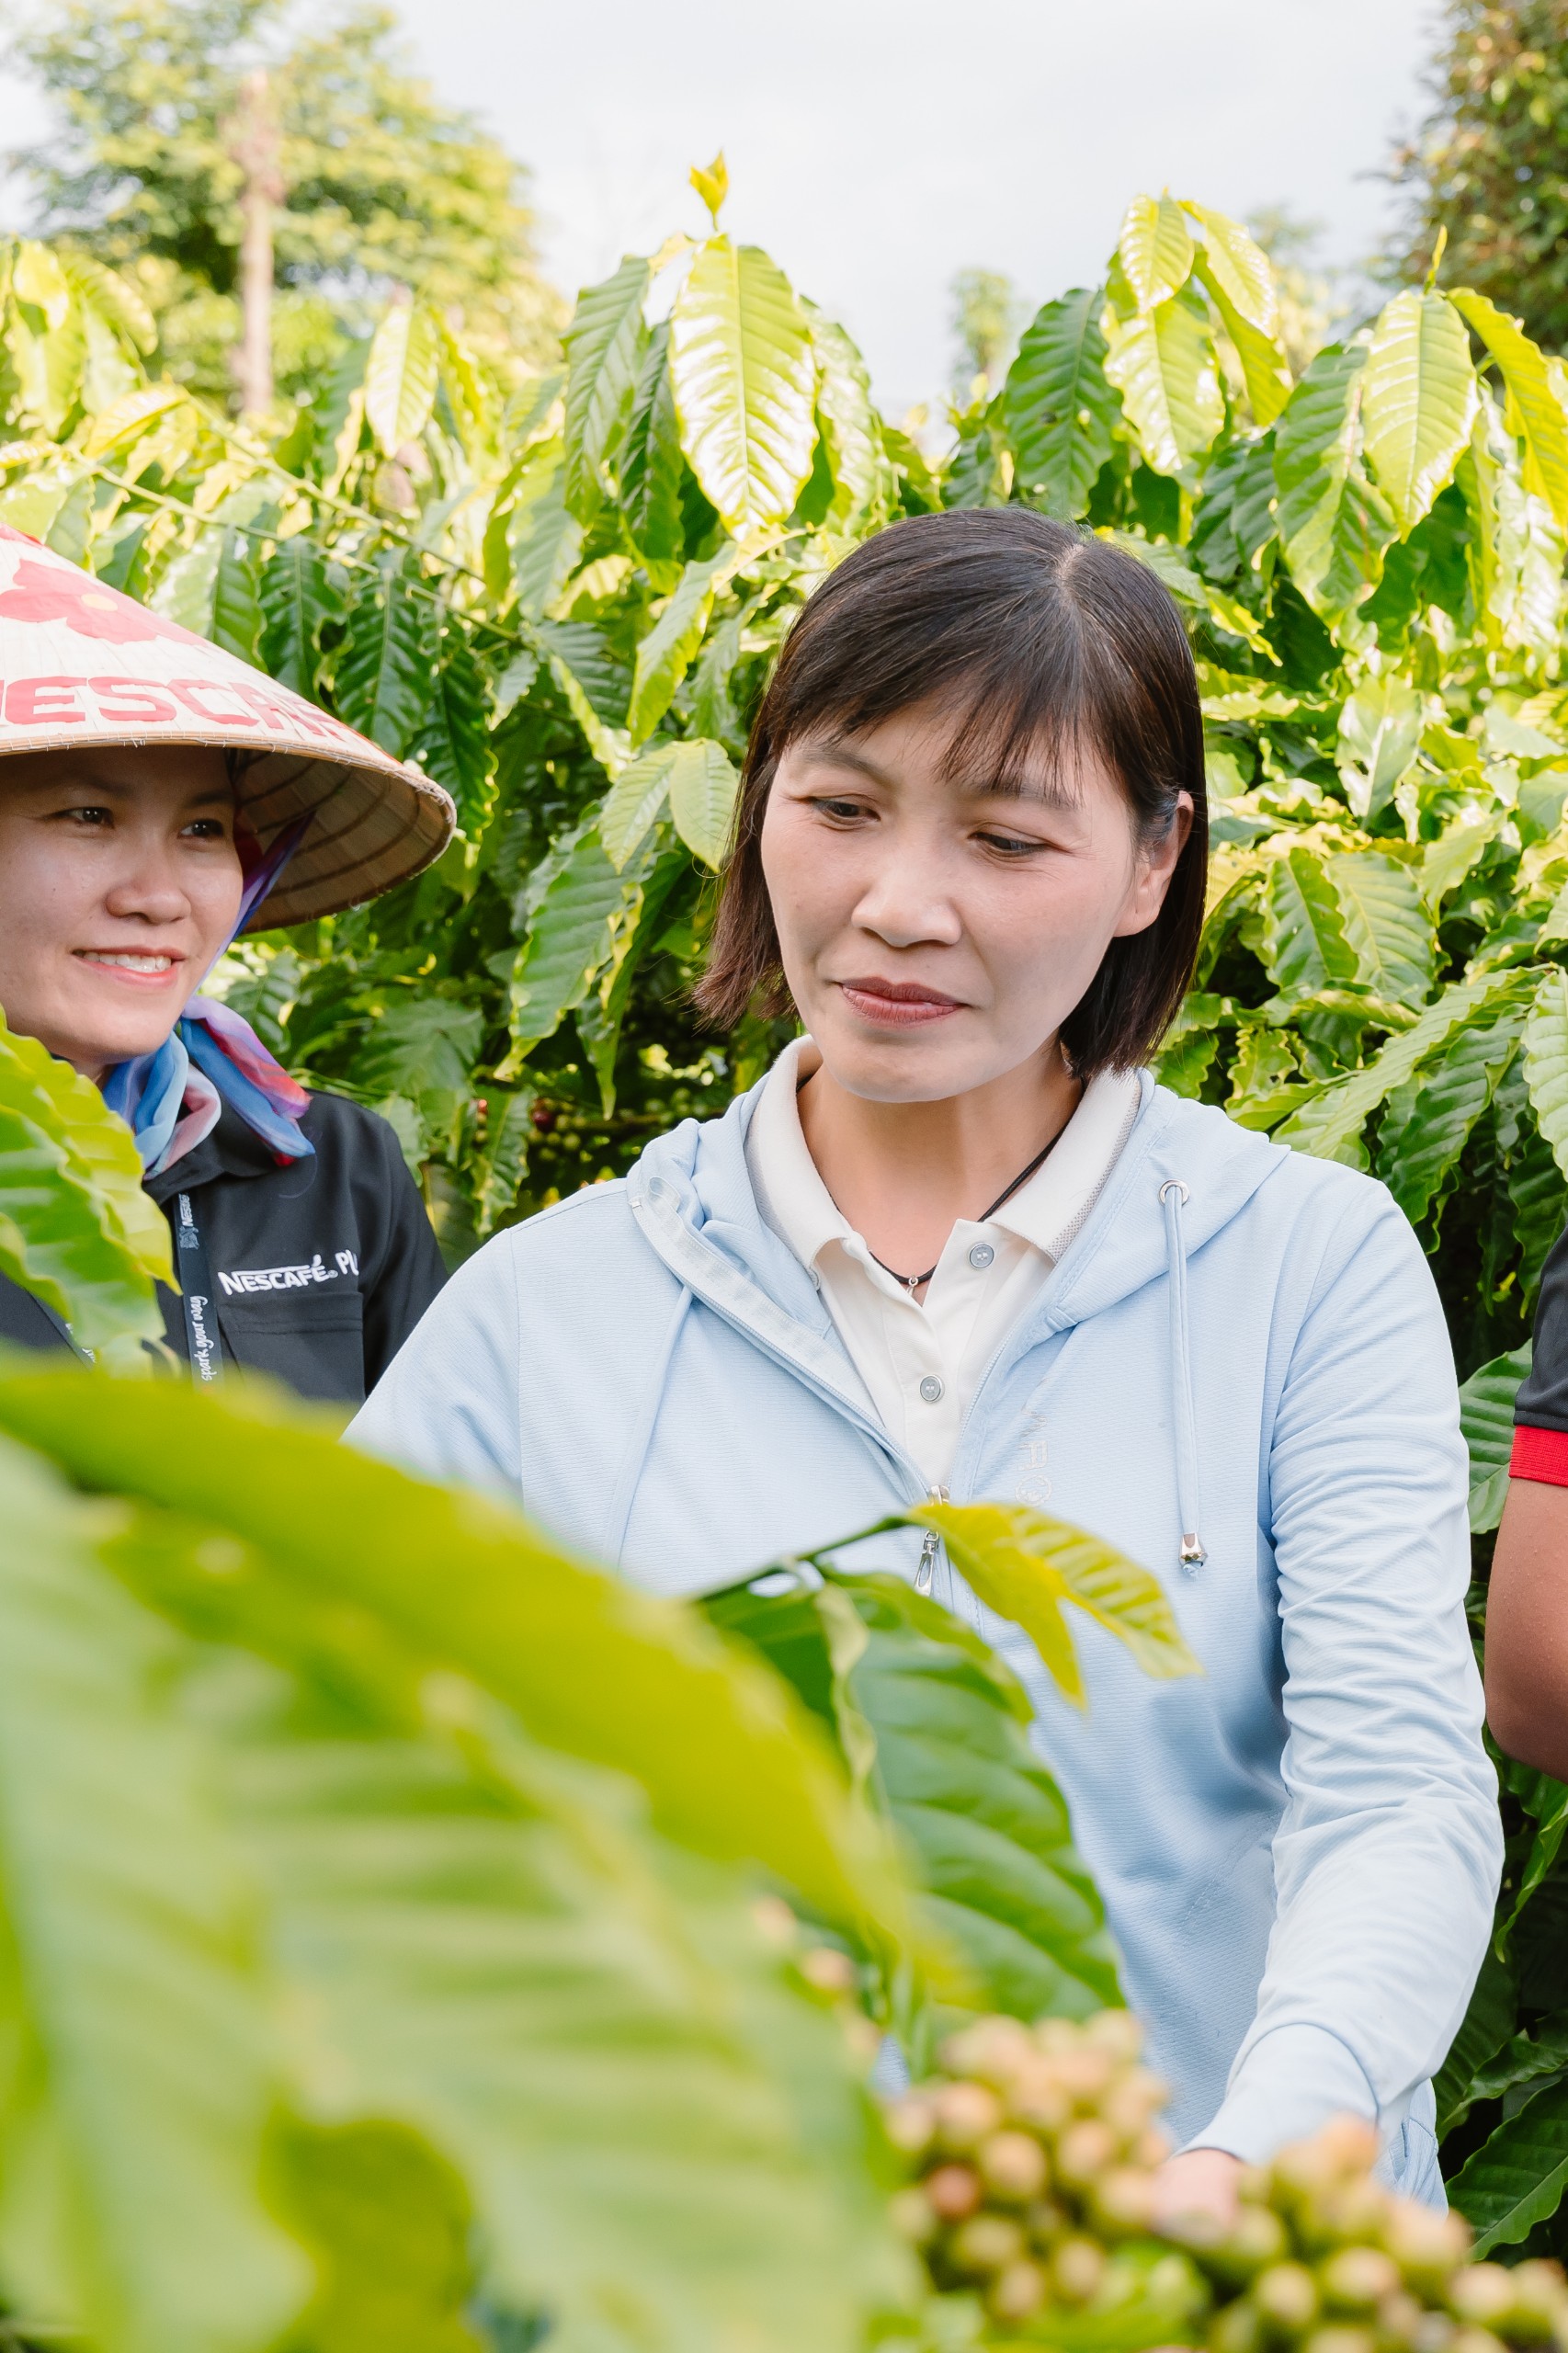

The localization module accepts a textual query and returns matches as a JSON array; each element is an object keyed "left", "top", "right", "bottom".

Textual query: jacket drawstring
[{"left": 1159, "top": 1179, "right": 1206, "bottom": 1574}]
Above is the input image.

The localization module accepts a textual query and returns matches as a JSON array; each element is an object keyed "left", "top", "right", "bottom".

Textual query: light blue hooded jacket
[{"left": 350, "top": 1069, "right": 1501, "bottom": 2200}]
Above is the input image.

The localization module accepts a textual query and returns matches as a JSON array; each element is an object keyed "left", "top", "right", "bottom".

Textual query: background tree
[
  {"left": 1389, "top": 0, "right": 1568, "bottom": 347},
  {"left": 949, "top": 263, "right": 1019, "bottom": 395},
  {"left": 5, "top": 0, "right": 563, "bottom": 404}
]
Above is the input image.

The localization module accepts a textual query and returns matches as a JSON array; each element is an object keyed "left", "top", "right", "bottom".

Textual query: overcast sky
[{"left": 0, "top": 0, "right": 1442, "bottom": 415}]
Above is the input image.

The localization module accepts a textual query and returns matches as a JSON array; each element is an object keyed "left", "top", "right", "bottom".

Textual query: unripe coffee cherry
[
  {"left": 1373, "top": 2290, "right": 1426, "bottom": 2350},
  {"left": 942, "top": 2017, "right": 1036, "bottom": 2086},
  {"left": 1451, "top": 2271, "right": 1518, "bottom": 2329},
  {"left": 1211, "top": 2299, "right": 1267, "bottom": 2353},
  {"left": 950, "top": 2213, "right": 1027, "bottom": 2277},
  {"left": 1203, "top": 2204, "right": 1290, "bottom": 2288},
  {"left": 1024, "top": 2194, "right": 1070, "bottom": 2247},
  {"left": 1011, "top": 2071, "right": 1072, "bottom": 2133},
  {"left": 932, "top": 2079, "right": 1003, "bottom": 2152},
  {"left": 1255, "top": 2260, "right": 1322, "bottom": 2334},
  {"left": 978, "top": 2129, "right": 1049, "bottom": 2202},
  {"left": 1321, "top": 2248, "right": 1402, "bottom": 2314},
  {"left": 1051, "top": 2234, "right": 1108, "bottom": 2304},
  {"left": 1449, "top": 2329, "right": 1510, "bottom": 2353},
  {"left": 882, "top": 2095, "right": 937, "bottom": 2156},
  {"left": 1056, "top": 2117, "right": 1119, "bottom": 2188},
  {"left": 1092, "top": 2165, "right": 1158, "bottom": 2235},
  {"left": 990, "top": 2258, "right": 1050, "bottom": 2325},
  {"left": 925, "top": 2163, "right": 982, "bottom": 2222},
  {"left": 1302, "top": 2327, "right": 1376, "bottom": 2353}
]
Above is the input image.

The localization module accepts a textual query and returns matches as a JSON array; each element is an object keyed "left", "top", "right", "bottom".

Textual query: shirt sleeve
[
  {"left": 1195, "top": 1186, "right": 1503, "bottom": 2163},
  {"left": 1510, "top": 1220, "right": 1568, "bottom": 1485},
  {"left": 353, "top": 1108, "right": 450, "bottom": 1391}
]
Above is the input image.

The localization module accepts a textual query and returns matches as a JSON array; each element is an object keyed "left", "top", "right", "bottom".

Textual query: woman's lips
[
  {"left": 74, "top": 949, "right": 187, "bottom": 989},
  {"left": 835, "top": 978, "right": 965, "bottom": 1028}
]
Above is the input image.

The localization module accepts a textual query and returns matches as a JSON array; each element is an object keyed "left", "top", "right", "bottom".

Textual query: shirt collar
[{"left": 744, "top": 1038, "right": 1141, "bottom": 1273}]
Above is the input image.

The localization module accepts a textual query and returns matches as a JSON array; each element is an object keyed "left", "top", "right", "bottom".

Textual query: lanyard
[{"left": 175, "top": 1192, "right": 224, "bottom": 1385}]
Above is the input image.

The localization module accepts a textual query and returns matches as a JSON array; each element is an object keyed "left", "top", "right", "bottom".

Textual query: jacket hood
[{"left": 631, "top": 1067, "right": 1290, "bottom": 1333}]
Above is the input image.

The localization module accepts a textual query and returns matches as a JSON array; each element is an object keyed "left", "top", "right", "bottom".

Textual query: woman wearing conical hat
[{"left": 0, "top": 524, "right": 455, "bottom": 1403}]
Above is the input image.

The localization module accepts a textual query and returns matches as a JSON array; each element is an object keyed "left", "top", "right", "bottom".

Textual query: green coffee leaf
[
  {"left": 1276, "top": 971, "right": 1527, "bottom": 1163},
  {"left": 1002, "top": 289, "right": 1118, "bottom": 519},
  {"left": 364, "top": 301, "right": 441, "bottom": 458},
  {"left": 415, "top": 632, "right": 493, "bottom": 838},
  {"left": 600, "top": 743, "right": 678, "bottom": 870},
  {"left": 708, "top": 1571, "right": 1120, "bottom": 2020},
  {"left": 1449, "top": 2078, "right": 1568, "bottom": 2256},
  {"left": 1526, "top": 967, "right": 1568, "bottom": 1181},
  {"left": 562, "top": 254, "right": 650, "bottom": 521},
  {"left": 1451, "top": 289, "right": 1568, "bottom": 532},
  {"left": 628, "top": 545, "right": 740, "bottom": 744},
  {"left": 1380, "top": 1016, "right": 1523, "bottom": 1228},
  {"left": 1115, "top": 195, "right": 1195, "bottom": 312},
  {"left": 501, "top": 824, "right": 624, "bottom": 1065},
  {"left": 1336, "top": 675, "right": 1424, "bottom": 821},
  {"left": 210, "top": 526, "right": 262, "bottom": 665},
  {"left": 258, "top": 538, "right": 344, "bottom": 700},
  {"left": 1360, "top": 290, "right": 1479, "bottom": 537},
  {"left": 1261, "top": 847, "right": 1358, "bottom": 995},
  {"left": 1186, "top": 204, "right": 1291, "bottom": 427},
  {"left": 0, "top": 1013, "right": 169, "bottom": 1352},
  {"left": 666, "top": 736, "right": 739, "bottom": 868},
  {"left": 335, "top": 559, "right": 430, "bottom": 758},
  {"left": 1328, "top": 852, "right": 1436, "bottom": 1006},
  {"left": 0, "top": 1372, "right": 916, "bottom": 1961},
  {"left": 806, "top": 305, "right": 891, "bottom": 533},
  {"left": 1103, "top": 288, "right": 1223, "bottom": 479},
  {"left": 0, "top": 1433, "right": 308, "bottom": 2353},
  {"left": 910, "top": 1501, "right": 1199, "bottom": 1711},
  {"left": 669, "top": 236, "right": 817, "bottom": 537},
  {"left": 1273, "top": 345, "right": 1396, "bottom": 625},
  {"left": 619, "top": 321, "right": 684, "bottom": 563}
]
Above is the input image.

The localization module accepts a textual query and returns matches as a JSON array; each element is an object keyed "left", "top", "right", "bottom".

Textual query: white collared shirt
[{"left": 745, "top": 1037, "right": 1141, "bottom": 1491}]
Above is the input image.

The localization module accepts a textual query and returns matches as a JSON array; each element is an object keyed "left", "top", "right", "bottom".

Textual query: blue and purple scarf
[{"left": 100, "top": 818, "right": 315, "bottom": 1178}]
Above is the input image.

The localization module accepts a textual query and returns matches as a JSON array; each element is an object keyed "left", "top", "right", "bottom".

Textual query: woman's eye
[
  {"left": 978, "top": 830, "right": 1043, "bottom": 858},
  {"left": 182, "top": 819, "right": 228, "bottom": 840},
  {"left": 812, "top": 796, "right": 873, "bottom": 823},
  {"left": 59, "top": 804, "right": 113, "bottom": 827}
]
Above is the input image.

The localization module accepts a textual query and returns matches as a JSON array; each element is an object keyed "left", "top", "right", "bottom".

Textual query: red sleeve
[{"left": 1511, "top": 1424, "right": 1568, "bottom": 1486}]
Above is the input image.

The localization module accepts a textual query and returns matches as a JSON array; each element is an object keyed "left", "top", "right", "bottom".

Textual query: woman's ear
[{"left": 1112, "top": 791, "right": 1195, "bottom": 939}]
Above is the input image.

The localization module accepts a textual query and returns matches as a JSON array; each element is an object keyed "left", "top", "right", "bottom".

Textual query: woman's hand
[{"left": 1150, "top": 2146, "right": 1243, "bottom": 2231}]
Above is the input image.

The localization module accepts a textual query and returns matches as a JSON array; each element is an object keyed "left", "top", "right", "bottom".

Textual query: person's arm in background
[{"left": 1486, "top": 1220, "right": 1568, "bottom": 1779}]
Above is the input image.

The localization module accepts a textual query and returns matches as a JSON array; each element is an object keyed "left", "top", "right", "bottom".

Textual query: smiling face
[
  {"left": 757, "top": 702, "right": 1191, "bottom": 1105},
  {"left": 0, "top": 745, "right": 243, "bottom": 1079}
]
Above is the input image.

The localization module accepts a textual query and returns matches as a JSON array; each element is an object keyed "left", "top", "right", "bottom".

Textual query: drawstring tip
[{"left": 1178, "top": 1536, "right": 1206, "bottom": 1574}]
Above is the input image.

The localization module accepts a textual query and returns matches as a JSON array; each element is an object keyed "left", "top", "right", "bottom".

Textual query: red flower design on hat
[{"left": 0, "top": 554, "right": 197, "bottom": 645}]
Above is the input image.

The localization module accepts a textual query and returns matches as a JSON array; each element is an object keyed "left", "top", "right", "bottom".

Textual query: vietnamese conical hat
[{"left": 0, "top": 525, "right": 455, "bottom": 931}]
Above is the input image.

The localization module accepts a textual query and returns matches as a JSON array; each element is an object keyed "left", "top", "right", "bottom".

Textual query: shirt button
[
  {"left": 968, "top": 1241, "right": 995, "bottom": 1269},
  {"left": 918, "top": 1374, "right": 945, "bottom": 1404}
]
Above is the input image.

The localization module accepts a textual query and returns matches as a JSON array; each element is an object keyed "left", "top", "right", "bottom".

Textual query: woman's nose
[
  {"left": 851, "top": 837, "right": 963, "bottom": 948},
  {"left": 103, "top": 870, "right": 191, "bottom": 925}
]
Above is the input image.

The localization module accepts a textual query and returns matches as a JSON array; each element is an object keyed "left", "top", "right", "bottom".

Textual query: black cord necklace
[{"left": 868, "top": 1126, "right": 1066, "bottom": 1294}]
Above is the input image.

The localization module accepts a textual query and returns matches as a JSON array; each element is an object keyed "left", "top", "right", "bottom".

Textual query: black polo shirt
[{"left": 0, "top": 1090, "right": 448, "bottom": 1404}]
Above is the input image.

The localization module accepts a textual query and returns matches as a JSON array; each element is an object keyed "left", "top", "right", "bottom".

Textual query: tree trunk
[{"left": 228, "top": 69, "right": 284, "bottom": 417}]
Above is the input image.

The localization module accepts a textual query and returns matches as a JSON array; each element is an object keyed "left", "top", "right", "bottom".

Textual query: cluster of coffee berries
[
  {"left": 884, "top": 2010, "right": 1172, "bottom": 2329},
  {"left": 884, "top": 2012, "right": 1568, "bottom": 2349},
  {"left": 1199, "top": 2118, "right": 1568, "bottom": 2353}
]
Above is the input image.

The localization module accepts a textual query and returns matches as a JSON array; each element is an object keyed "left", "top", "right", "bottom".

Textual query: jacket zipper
[{"left": 915, "top": 1485, "right": 949, "bottom": 1594}]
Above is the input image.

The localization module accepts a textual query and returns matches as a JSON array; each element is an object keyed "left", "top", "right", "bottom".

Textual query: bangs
[{"left": 697, "top": 507, "right": 1208, "bottom": 1076}]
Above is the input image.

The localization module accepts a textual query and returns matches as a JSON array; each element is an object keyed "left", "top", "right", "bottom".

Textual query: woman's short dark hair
[{"left": 696, "top": 507, "right": 1208, "bottom": 1078}]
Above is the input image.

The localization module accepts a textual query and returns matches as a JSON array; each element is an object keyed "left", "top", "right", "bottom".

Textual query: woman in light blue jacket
[{"left": 352, "top": 510, "right": 1500, "bottom": 2217}]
